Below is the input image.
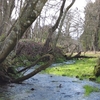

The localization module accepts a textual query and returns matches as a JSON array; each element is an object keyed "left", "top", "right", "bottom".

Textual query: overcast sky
[
  {"left": 70, "top": 0, "right": 95, "bottom": 19},
  {"left": 67, "top": 0, "right": 96, "bottom": 39},
  {"left": 72, "top": 0, "right": 95, "bottom": 10}
]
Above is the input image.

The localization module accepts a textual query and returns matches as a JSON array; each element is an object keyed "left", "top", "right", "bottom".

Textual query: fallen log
[{"left": 64, "top": 51, "right": 96, "bottom": 60}]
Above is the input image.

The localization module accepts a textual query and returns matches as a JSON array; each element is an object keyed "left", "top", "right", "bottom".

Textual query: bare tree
[
  {"left": 42, "top": 0, "right": 76, "bottom": 54},
  {"left": 0, "top": 0, "right": 48, "bottom": 83},
  {"left": 0, "top": 0, "right": 48, "bottom": 63},
  {"left": 0, "top": 0, "right": 77, "bottom": 83}
]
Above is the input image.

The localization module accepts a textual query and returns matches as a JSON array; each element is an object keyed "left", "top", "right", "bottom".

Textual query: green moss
[
  {"left": 83, "top": 85, "right": 100, "bottom": 96},
  {"left": 42, "top": 58, "right": 97, "bottom": 80},
  {"left": 0, "top": 34, "right": 6, "bottom": 41},
  {"left": 14, "top": 55, "right": 33, "bottom": 67},
  {"left": 0, "top": 98, "right": 4, "bottom": 100},
  {"left": 55, "top": 57, "right": 66, "bottom": 63}
]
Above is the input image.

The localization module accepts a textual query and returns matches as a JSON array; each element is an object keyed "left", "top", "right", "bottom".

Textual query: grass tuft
[
  {"left": 83, "top": 85, "right": 100, "bottom": 96},
  {"left": 96, "top": 76, "right": 100, "bottom": 83}
]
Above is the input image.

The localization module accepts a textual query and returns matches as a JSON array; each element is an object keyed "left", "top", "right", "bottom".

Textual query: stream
[{"left": 0, "top": 61, "right": 100, "bottom": 100}]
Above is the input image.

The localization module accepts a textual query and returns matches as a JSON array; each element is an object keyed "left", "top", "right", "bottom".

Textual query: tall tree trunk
[
  {"left": 0, "top": 0, "right": 47, "bottom": 64},
  {"left": 93, "top": 13, "right": 100, "bottom": 52},
  {"left": 41, "top": 0, "right": 75, "bottom": 54},
  {"left": 53, "top": 0, "right": 75, "bottom": 50},
  {"left": 41, "top": 0, "right": 66, "bottom": 54},
  {"left": 0, "top": 0, "right": 15, "bottom": 36}
]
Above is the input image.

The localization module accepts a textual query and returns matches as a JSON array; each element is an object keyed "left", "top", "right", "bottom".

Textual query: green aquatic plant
[
  {"left": 83, "top": 85, "right": 100, "bottom": 96},
  {"left": 96, "top": 76, "right": 100, "bottom": 83}
]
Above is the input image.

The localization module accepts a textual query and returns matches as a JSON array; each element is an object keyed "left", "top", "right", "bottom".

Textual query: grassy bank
[
  {"left": 42, "top": 51, "right": 100, "bottom": 82},
  {"left": 42, "top": 58, "right": 97, "bottom": 80},
  {"left": 42, "top": 52, "right": 100, "bottom": 81}
]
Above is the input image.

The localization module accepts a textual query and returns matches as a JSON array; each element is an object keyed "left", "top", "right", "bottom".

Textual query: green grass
[
  {"left": 96, "top": 76, "right": 100, "bottom": 83},
  {"left": 83, "top": 85, "right": 100, "bottom": 96},
  {"left": 42, "top": 58, "right": 97, "bottom": 80}
]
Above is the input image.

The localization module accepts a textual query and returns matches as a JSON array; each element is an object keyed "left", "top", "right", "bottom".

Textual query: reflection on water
[{"left": 51, "top": 60, "right": 75, "bottom": 67}]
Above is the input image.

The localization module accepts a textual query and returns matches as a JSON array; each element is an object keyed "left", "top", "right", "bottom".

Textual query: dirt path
[{"left": 0, "top": 74, "right": 100, "bottom": 100}]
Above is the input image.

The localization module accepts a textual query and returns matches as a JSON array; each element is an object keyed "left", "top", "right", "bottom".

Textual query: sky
[
  {"left": 72, "top": 0, "right": 95, "bottom": 11},
  {"left": 71, "top": 0, "right": 87, "bottom": 19},
  {"left": 72, "top": 0, "right": 87, "bottom": 10},
  {"left": 70, "top": 0, "right": 96, "bottom": 26},
  {"left": 67, "top": 0, "right": 96, "bottom": 39},
  {"left": 11, "top": 0, "right": 96, "bottom": 39},
  {"left": 12, "top": 0, "right": 95, "bottom": 20}
]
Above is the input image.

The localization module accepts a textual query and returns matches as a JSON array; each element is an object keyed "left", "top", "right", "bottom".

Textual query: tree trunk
[
  {"left": 53, "top": 0, "right": 75, "bottom": 50},
  {"left": 42, "top": 0, "right": 75, "bottom": 54},
  {"left": 41, "top": 0, "right": 66, "bottom": 54},
  {"left": 0, "top": 0, "right": 47, "bottom": 64}
]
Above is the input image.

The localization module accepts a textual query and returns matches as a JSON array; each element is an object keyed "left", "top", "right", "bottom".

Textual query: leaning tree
[{"left": 0, "top": 0, "right": 75, "bottom": 83}]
